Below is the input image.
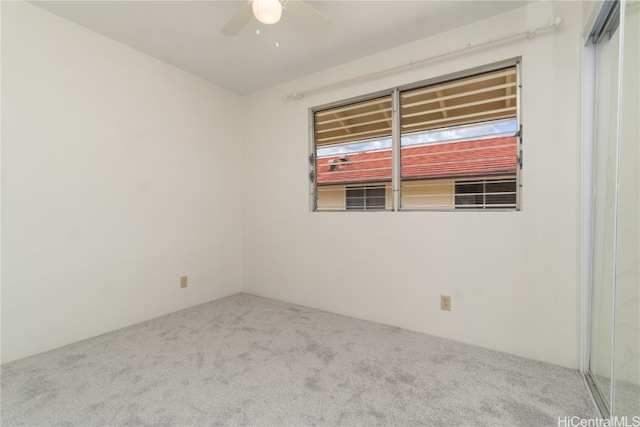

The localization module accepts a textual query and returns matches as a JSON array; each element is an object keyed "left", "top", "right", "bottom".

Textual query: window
[
  {"left": 455, "top": 178, "right": 517, "bottom": 209},
  {"left": 311, "top": 62, "right": 522, "bottom": 212},
  {"left": 346, "top": 186, "right": 387, "bottom": 210}
]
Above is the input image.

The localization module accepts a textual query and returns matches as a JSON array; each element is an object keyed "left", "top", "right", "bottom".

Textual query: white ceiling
[{"left": 30, "top": 1, "right": 532, "bottom": 95}]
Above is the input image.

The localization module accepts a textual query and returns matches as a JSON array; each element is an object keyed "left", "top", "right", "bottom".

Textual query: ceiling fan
[{"left": 221, "top": 0, "right": 336, "bottom": 36}]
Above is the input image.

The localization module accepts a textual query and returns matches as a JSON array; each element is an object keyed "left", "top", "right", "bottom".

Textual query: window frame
[
  {"left": 454, "top": 178, "right": 518, "bottom": 210},
  {"left": 345, "top": 185, "right": 388, "bottom": 211},
  {"left": 309, "top": 59, "right": 522, "bottom": 212}
]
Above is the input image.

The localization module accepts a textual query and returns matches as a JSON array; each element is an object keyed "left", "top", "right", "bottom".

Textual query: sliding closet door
[
  {"left": 589, "top": 10, "right": 620, "bottom": 410},
  {"left": 588, "top": 0, "right": 639, "bottom": 417},
  {"left": 613, "top": 0, "right": 639, "bottom": 418},
  {"left": 589, "top": 0, "right": 623, "bottom": 410}
]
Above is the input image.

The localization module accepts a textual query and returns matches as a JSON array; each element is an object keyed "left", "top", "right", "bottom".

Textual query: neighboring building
[{"left": 316, "top": 136, "right": 517, "bottom": 210}]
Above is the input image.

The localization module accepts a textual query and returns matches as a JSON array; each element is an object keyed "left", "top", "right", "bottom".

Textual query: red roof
[{"left": 317, "top": 136, "right": 517, "bottom": 185}]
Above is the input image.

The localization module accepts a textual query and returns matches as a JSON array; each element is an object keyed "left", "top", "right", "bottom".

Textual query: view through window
[{"left": 312, "top": 64, "right": 521, "bottom": 211}]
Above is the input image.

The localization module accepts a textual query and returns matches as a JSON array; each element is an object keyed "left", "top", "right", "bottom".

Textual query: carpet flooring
[{"left": 1, "top": 293, "right": 597, "bottom": 426}]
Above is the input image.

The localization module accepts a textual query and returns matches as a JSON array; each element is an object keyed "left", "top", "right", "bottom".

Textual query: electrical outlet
[
  {"left": 180, "top": 276, "right": 188, "bottom": 288},
  {"left": 441, "top": 295, "right": 451, "bottom": 311}
]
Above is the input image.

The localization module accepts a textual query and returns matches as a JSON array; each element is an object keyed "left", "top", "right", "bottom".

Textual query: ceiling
[{"left": 30, "top": 1, "right": 532, "bottom": 95}]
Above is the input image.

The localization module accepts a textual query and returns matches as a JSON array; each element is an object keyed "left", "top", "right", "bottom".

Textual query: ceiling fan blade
[
  {"left": 221, "top": 1, "right": 253, "bottom": 36},
  {"left": 285, "top": 0, "right": 336, "bottom": 35}
]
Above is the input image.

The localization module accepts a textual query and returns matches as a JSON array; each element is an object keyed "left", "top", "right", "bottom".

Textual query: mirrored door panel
[
  {"left": 589, "top": 4, "right": 621, "bottom": 411},
  {"left": 613, "top": 0, "right": 639, "bottom": 418},
  {"left": 588, "top": 0, "right": 640, "bottom": 418}
]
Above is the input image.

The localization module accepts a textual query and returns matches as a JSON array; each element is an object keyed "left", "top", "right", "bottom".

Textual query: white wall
[
  {"left": 242, "top": 1, "right": 584, "bottom": 369},
  {"left": 1, "top": 2, "right": 243, "bottom": 363}
]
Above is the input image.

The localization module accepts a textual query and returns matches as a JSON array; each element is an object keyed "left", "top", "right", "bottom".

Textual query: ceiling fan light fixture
[{"left": 252, "top": 0, "right": 283, "bottom": 25}]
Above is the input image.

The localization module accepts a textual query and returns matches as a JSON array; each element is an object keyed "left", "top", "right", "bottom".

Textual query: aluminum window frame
[{"left": 310, "top": 59, "right": 522, "bottom": 212}]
